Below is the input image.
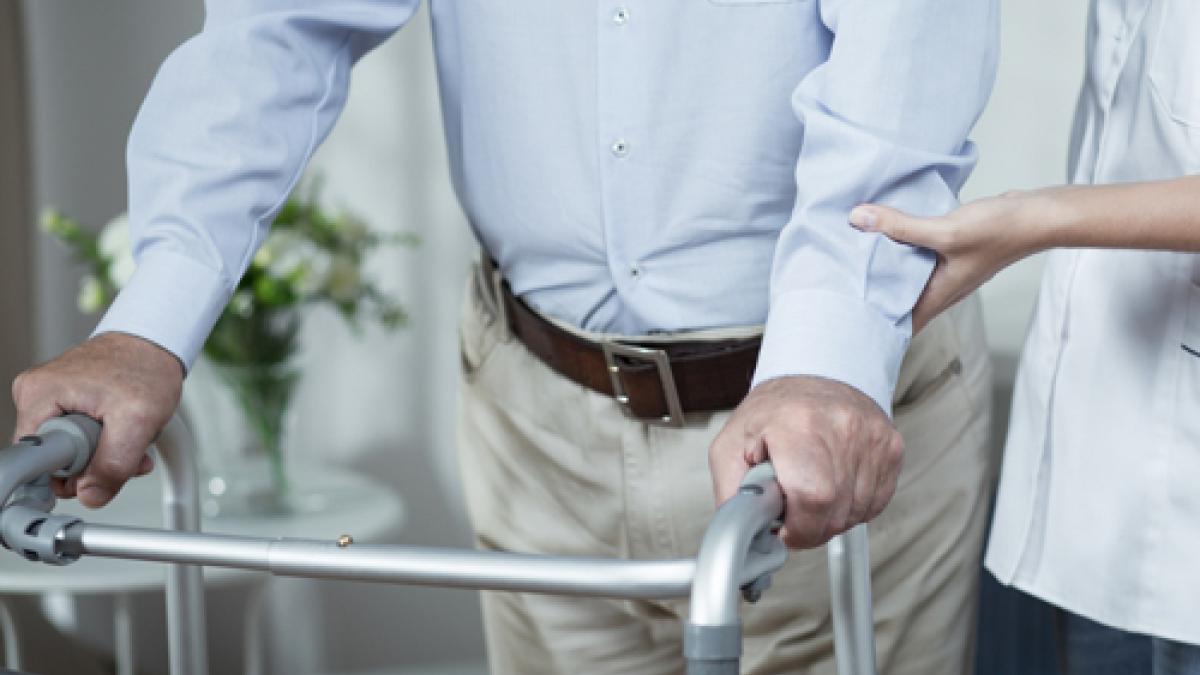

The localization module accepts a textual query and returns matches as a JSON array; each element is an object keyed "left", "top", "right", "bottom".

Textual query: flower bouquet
[{"left": 44, "top": 180, "right": 412, "bottom": 514}]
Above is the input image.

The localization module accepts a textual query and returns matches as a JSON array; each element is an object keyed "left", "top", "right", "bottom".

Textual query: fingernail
[
  {"left": 79, "top": 486, "right": 112, "bottom": 508},
  {"left": 848, "top": 207, "right": 878, "bottom": 231}
]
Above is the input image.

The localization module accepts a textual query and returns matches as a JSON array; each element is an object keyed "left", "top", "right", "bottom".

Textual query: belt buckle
[{"left": 601, "top": 341, "right": 685, "bottom": 428}]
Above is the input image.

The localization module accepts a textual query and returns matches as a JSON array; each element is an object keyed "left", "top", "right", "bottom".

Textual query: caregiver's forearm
[{"left": 1032, "top": 177, "right": 1200, "bottom": 253}]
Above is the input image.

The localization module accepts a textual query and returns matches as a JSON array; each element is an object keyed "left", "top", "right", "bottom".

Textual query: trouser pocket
[{"left": 459, "top": 263, "right": 504, "bottom": 380}]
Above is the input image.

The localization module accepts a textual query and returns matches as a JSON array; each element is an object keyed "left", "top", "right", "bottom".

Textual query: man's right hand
[{"left": 11, "top": 332, "right": 184, "bottom": 508}]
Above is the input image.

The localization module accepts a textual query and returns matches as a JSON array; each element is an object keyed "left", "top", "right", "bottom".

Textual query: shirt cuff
[
  {"left": 751, "top": 289, "right": 911, "bottom": 416},
  {"left": 92, "top": 248, "right": 231, "bottom": 371}
]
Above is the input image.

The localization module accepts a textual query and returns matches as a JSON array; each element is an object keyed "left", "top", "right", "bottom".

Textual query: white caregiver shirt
[{"left": 986, "top": 0, "right": 1200, "bottom": 645}]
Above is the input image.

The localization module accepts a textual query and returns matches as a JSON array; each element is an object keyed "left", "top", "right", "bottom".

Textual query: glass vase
[{"left": 182, "top": 355, "right": 302, "bottom": 517}]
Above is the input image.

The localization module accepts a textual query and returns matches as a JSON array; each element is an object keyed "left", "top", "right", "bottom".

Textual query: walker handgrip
[
  {"left": 685, "top": 461, "right": 787, "bottom": 674},
  {"left": 37, "top": 414, "right": 102, "bottom": 478},
  {"left": 0, "top": 414, "right": 101, "bottom": 565},
  {"left": 0, "top": 414, "right": 101, "bottom": 510}
]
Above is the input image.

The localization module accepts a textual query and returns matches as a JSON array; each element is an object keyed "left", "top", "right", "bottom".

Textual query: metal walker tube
[
  {"left": 153, "top": 416, "right": 208, "bottom": 675},
  {"left": 685, "top": 462, "right": 785, "bottom": 674},
  {"left": 829, "top": 524, "right": 877, "bottom": 675},
  {"left": 0, "top": 415, "right": 877, "bottom": 675}
]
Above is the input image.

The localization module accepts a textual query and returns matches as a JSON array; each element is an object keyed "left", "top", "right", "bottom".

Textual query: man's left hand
[{"left": 709, "top": 375, "right": 904, "bottom": 549}]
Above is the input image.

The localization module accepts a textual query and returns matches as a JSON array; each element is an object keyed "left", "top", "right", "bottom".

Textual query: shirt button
[
  {"left": 613, "top": 7, "right": 630, "bottom": 25},
  {"left": 611, "top": 139, "right": 630, "bottom": 157},
  {"left": 629, "top": 264, "right": 643, "bottom": 278}
]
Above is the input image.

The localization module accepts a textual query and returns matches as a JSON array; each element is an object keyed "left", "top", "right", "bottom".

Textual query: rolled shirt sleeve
[
  {"left": 94, "top": 0, "right": 418, "bottom": 368},
  {"left": 751, "top": 0, "right": 999, "bottom": 413}
]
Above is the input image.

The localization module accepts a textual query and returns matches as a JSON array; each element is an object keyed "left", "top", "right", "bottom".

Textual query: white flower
[
  {"left": 99, "top": 214, "right": 136, "bottom": 288},
  {"left": 253, "top": 230, "right": 329, "bottom": 300},
  {"left": 259, "top": 231, "right": 313, "bottom": 276},
  {"left": 110, "top": 254, "right": 136, "bottom": 288},
  {"left": 77, "top": 275, "right": 106, "bottom": 314},
  {"left": 97, "top": 214, "right": 130, "bottom": 258},
  {"left": 325, "top": 254, "right": 361, "bottom": 303},
  {"left": 294, "top": 255, "right": 330, "bottom": 297},
  {"left": 230, "top": 290, "right": 254, "bottom": 317},
  {"left": 252, "top": 231, "right": 282, "bottom": 270},
  {"left": 334, "top": 216, "right": 369, "bottom": 246}
]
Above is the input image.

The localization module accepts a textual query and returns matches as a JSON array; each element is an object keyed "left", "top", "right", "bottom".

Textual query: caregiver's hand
[{"left": 848, "top": 190, "right": 1051, "bottom": 333}]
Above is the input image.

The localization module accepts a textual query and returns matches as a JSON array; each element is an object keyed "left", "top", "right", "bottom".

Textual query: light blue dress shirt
[{"left": 96, "top": 0, "right": 998, "bottom": 413}]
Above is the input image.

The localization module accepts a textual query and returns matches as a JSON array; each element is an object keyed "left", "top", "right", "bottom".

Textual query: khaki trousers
[{"left": 456, "top": 273, "right": 997, "bottom": 675}]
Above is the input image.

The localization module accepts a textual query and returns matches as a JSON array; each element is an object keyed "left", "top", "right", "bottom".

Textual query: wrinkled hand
[
  {"left": 710, "top": 375, "right": 904, "bottom": 549},
  {"left": 11, "top": 332, "right": 184, "bottom": 508},
  {"left": 848, "top": 190, "right": 1046, "bottom": 333}
]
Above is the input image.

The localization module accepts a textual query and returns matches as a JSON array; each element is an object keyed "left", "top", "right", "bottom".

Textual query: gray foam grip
[{"left": 38, "top": 414, "right": 102, "bottom": 478}]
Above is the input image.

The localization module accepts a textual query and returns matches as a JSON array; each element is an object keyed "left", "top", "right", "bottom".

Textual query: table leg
[
  {"left": 0, "top": 597, "right": 22, "bottom": 671},
  {"left": 244, "top": 581, "right": 268, "bottom": 675},
  {"left": 114, "top": 593, "right": 134, "bottom": 675}
]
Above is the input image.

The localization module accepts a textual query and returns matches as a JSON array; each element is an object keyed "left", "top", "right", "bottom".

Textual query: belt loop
[{"left": 480, "top": 255, "right": 512, "bottom": 342}]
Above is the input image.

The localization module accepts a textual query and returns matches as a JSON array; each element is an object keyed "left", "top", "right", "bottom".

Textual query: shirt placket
[
  {"left": 596, "top": 1, "right": 646, "bottom": 316},
  {"left": 597, "top": 1, "right": 664, "bottom": 558}
]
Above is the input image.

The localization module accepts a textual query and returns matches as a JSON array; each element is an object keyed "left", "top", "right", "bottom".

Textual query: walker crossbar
[
  {"left": 0, "top": 415, "right": 878, "bottom": 675},
  {"left": 60, "top": 524, "right": 786, "bottom": 600}
]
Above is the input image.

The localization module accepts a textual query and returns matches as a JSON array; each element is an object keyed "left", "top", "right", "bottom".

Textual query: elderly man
[{"left": 13, "top": 1, "right": 999, "bottom": 672}]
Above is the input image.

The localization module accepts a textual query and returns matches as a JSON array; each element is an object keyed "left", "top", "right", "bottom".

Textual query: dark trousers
[{"left": 1058, "top": 609, "right": 1200, "bottom": 675}]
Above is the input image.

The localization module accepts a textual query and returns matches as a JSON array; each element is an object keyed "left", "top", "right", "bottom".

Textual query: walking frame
[{"left": 0, "top": 414, "right": 878, "bottom": 675}]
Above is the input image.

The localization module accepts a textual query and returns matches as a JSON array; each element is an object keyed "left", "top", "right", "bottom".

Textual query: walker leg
[
  {"left": 114, "top": 593, "right": 135, "bottom": 675},
  {"left": 243, "top": 580, "right": 268, "bottom": 675},
  {"left": 827, "top": 525, "right": 877, "bottom": 675},
  {"left": 0, "top": 598, "right": 22, "bottom": 671},
  {"left": 155, "top": 417, "right": 209, "bottom": 675}
]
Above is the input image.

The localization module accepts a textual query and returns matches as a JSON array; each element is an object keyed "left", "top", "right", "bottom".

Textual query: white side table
[{"left": 0, "top": 462, "right": 405, "bottom": 675}]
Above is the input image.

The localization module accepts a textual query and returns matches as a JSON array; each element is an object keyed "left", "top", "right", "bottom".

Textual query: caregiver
[{"left": 847, "top": 1, "right": 1200, "bottom": 673}]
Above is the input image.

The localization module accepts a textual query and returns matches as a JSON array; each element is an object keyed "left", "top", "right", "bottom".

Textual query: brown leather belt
[{"left": 481, "top": 260, "right": 760, "bottom": 426}]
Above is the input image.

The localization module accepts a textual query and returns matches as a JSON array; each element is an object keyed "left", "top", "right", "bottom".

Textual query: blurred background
[{"left": 0, "top": 1, "right": 1085, "bottom": 673}]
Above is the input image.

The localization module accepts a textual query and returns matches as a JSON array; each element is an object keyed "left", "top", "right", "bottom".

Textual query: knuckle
[
  {"left": 793, "top": 482, "right": 836, "bottom": 510},
  {"left": 10, "top": 370, "right": 41, "bottom": 405},
  {"left": 119, "top": 395, "right": 161, "bottom": 429},
  {"left": 10, "top": 372, "right": 25, "bottom": 400},
  {"left": 869, "top": 423, "right": 892, "bottom": 451},
  {"left": 94, "top": 452, "right": 137, "bottom": 480},
  {"left": 782, "top": 408, "right": 820, "bottom": 432},
  {"left": 886, "top": 432, "right": 905, "bottom": 463},
  {"left": 829, "top": 406, "right": 856, "bottom": 435},
  {"left": 827, "top": 516, "right": 851, "bottom": 537},
  {"left": 833, "top": 400, "right": 858, "bottom": 423}
]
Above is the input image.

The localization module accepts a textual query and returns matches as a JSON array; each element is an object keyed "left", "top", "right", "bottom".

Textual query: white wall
[
  {"left": 19, "top": 0, "right": 1090, "bottom": 672},
  {"left": 967, "top": 2, "right": 1089, "bottom": 356}
]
